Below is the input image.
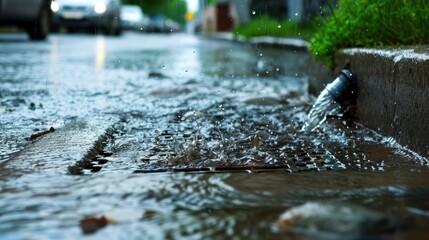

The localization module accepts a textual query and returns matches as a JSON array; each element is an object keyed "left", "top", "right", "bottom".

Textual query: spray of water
[{"left": 302, "top": 88, "right": 345, "bottom": 131}]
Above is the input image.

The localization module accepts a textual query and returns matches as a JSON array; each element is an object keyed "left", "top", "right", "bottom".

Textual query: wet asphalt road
[
  {"left": 0, "top": 32, "right": 227, "bottom": 162},
  {"left": 0, "top": 31, "right": 308, "bottom": 165},
  {"left": 1, "top": 32, "right": 429, "bottom": 239}
]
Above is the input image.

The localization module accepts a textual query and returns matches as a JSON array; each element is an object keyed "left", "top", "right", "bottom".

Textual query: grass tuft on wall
[
  {"left": 310, "top": 0, "right": 429, "bottom": 68},
  {"left": 234, "top": 16, "right": 313, "bottom": 40}
]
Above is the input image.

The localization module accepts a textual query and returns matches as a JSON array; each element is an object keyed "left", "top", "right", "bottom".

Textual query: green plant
[
  {"left": 122, "top": 0, "right": 187, "bottom": 24},
  {"left": 234, "top": 16, "right": 314, "bottom": 40},
  {"left": 310, "top": 0, "right": 429, "bottom": 68}
]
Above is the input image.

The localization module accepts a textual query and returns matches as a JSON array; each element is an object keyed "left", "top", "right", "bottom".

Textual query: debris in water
[
  {"left": 148, "top": 72, "right": 169, "bottom": 79},
  {"left": 143, "top": 210, "right": 158, "bottom": 219},
  {"left": 276, "top": 202, "right": 402, "bottom": 237},
  {"left": 79, "top": 216, "right": 109, "bottom": 234},
  {"left": 29, "top": 102, "right": 36, "bottom": 110},
  {"left": 80, "top": 209, "right": 155, "bottom": 234},
  {"left": 29, "top": 127, "right": 55, "bottom": 140},
  {"left": 250, "top": 135, "right": 260, "bottom": 148}
]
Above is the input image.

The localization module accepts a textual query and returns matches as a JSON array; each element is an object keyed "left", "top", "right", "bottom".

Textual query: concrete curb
[{"left": 336, "top": 47, "right": 429, "bottom": 158}]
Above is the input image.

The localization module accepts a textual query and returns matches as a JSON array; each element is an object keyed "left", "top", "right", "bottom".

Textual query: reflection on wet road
[{"left": 0, "top": 32, "right": 429, "bottom": 239}]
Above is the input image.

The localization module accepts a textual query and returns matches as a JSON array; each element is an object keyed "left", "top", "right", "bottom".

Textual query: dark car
[
  {"left": 0, "top": 0, "right": 52, "bottom": 40},
  {"left": 51, "top": 0, "right": 122, "bottom": 35}
]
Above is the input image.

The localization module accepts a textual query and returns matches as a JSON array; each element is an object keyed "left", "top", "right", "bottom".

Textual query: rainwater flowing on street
[{"left": 1, "top": 33, "right": 429, "bottom": 239}]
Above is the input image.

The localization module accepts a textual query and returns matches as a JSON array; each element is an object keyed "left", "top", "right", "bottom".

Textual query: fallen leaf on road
[
  {"left": 276, "top": 202, "right": 401, "bottom": 236},
  {"left": 79, "top": 216, "right": 109, "bottom": 234},
  {"left": 29, "top": 127, "right": 55, "bottom": 140},
  {"left": 148, "top": 72, "right": 169, "bottom": 79},
  {"left": 143, "top": 210, "right": 157, "bottom": 219}
]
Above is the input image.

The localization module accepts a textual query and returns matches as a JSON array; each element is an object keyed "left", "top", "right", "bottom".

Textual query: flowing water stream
[
  {"left": 0, "top": 34, "right": 429, "bottom": 239},
  {"left": 301, "top": 88, "right": 345, "bottom": 132}
]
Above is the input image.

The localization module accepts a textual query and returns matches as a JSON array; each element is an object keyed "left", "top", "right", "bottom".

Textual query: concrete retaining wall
[{"left": 310, "top": 47, "right": 429, "bottom": 158}]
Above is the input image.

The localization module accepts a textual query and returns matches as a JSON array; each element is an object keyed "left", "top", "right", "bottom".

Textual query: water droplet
[
  {"left": 259, "top": 53, "right": 263, "bottom": 57},
  {"left": 185, "top": 70, "right": 188, "bottom": 73},
  {"left": 252, "top": 11, "right": 256, "bottom": 15},
  {"left": 276, "top": 68, "right": 280, "bottom": 71},
  {"left": 162, "top": 65, "right": 165, "bottom": 69},
  {"left": 277, "top": 25, "right": 281, "bottom": 28},
  {"left": 295, "top": 12, "right": 299, "bottom": 16}
]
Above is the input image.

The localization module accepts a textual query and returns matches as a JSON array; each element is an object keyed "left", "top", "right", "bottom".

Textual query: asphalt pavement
[{"left": 1, "top": 32, "right": 429, "bottom": 239}]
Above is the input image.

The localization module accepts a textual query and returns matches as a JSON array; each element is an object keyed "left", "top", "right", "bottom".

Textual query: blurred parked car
[
  {"left": 149, "top": 15, "right": 181, "bottom": 33},
  {"left": 120, "top": 5, "right": 150, "bottom": 32},
  {"left": 51, "top": 0, "right": 122, "bottom": 35},
  {"left": 0, "top": 0, "right": 52, "bottom": 40}
]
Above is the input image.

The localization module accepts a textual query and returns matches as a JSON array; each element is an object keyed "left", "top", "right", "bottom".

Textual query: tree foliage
[{"left": 122, "top": 0, "right": 187, "bottom": 24}]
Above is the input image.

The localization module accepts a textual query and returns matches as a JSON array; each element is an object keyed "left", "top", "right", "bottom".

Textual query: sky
[{"left": 186, "top": 0, "right": 198, "bottom": 12}]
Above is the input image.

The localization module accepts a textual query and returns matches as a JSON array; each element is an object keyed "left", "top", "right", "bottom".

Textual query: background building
[{"left": 198, "top": 0, "right": 331, "bottom": 32}]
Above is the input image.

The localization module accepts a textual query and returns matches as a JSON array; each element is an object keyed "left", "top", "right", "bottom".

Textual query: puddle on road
[{"left": 1, "top": 34, "right": 429, "bottom": 239}]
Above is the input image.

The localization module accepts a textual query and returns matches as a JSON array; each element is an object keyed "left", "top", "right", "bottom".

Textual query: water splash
[
  {"left": 302, "top": 69, "right": 356, "bottom": 131},
  {"left": 301, "top": 88, "right": 345, "bottom": 131}
]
